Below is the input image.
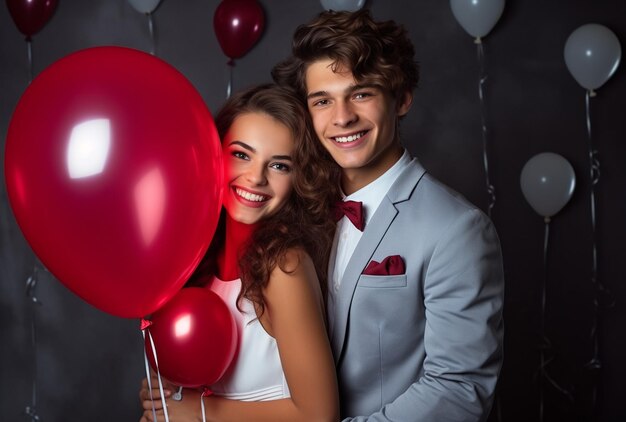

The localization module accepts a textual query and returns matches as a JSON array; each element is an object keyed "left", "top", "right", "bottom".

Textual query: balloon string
[
  {"left": 142, "top": 327, "right": 170, "bottom": 422},
  {"left": 585, "top": 91, "right": 598, "bottom": 304},
  {"left": 147, "top": 12, "right": 156, "bottom": 56},
  {"left": 26, "top": 37, "right": 33, "bottom": 84},
  {"left": 25, "top": 265, "right": 42, "bottom": 421},
  {"left": 538, "top": 218, "right": 549, "bottom": 422},
  {"left": 200, "top": 388, "right": 213, "bottom": 422},
  {"left": 477, "top": 42, "right": 496, "bottom": 218},
  {"left": 537, "top": 218, "right": 574, "bottom": 422},
  {"left": 201, "top": 395, "right": 206, "bottom": 422},
  {"left": 583, "top": 90, "right": 615, "bottom": 414},
  {"left": 141, "top": 328, "right": 159, "bottom": 422},
  {"left": 226, "top": 61, "right": 235, "bottom": 99}
]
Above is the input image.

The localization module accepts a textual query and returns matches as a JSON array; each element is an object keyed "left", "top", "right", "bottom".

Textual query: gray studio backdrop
[{"left": 2, "top": 1, "right": 625, "bottom": 421}]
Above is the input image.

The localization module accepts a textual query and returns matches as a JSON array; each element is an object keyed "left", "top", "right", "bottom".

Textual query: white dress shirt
[{"left": 328, "top": 150, "right": 412, "bottom": 295}]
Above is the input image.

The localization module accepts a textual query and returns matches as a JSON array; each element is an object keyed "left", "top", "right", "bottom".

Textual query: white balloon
[
  {"left": 320, "top": 0, "right": 366, "bottom": 12},
  {"left": 520, "top": 152, "right": 576, "bottom": 219},
  {"left": 450, "top": 0, "right": 505, "bottom": 40},
  {"left": 564, "top": 23, "right": 621, "bottom": 91},
  {"left": 128, "top": 0, "right": 162, "bottom": 14}
]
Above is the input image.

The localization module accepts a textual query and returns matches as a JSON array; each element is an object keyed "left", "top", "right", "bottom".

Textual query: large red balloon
[
  {"left": 6, "top": 0, "right": 58, "bottom": 38},
  {"left": 213, "top": 0, "right": 265, "bottom": 60},
  {"left": 4, "top": 46, "right": 223, "bottom": 318},
  {"left": 145, "top": 287, "right": 238, "bottom": 388}
]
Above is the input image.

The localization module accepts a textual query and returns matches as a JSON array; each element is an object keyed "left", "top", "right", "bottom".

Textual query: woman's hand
[
  {"left": 139, "top": 374, "right": 174, "bottom": 413},
  {"left": 138, "top": 374, "right": 206, "bottom": 422},
  {"left": 139, "top": 387, "right": 205, "bottom": 422}
]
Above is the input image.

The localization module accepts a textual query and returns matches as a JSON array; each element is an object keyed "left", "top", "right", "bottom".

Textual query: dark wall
[{"left": 1, "top": 1, "right": 624, "bottom": 421}]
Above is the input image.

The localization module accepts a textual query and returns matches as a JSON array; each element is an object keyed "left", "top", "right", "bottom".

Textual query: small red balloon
[
  {"left": 6, "top": 0, "right": 58, "bottom": 38},
  {"left": 213, "top": 0, "right": 265, "bottom": 60},
  {"left": 145, "top": 287, "right": 238, "bottom": 388},
  {"left": 4, "top": 46, "right": 223, "bottom": 318}
]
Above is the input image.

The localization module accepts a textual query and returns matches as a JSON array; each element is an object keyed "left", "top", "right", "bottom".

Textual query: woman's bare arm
[
  {"left": 139, "top": 249, "right": 339, "bottom": 422},
  {"left": 201, "top": 248, "right": 339, "bottom": 422}
]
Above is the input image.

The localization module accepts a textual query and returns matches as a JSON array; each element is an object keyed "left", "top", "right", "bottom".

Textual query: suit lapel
[
  {"left": 331, "top": 198, "right": 397, "bottom": 363},
  {"left": 331, "top": 159, "right": 427, "bottom": 363}
]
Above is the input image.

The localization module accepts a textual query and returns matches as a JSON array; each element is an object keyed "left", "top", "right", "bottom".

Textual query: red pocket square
[{"left": 363, "top": 255, "right": 405, "bottom": 276}]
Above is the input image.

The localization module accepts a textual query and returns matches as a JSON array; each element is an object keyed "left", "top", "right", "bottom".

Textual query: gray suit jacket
[{"left": 329, "top": 158, "right": 504, "bottom": 422}]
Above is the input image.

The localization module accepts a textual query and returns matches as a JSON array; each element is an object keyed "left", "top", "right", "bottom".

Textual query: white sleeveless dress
[{"left": 208, "top": 276, "right": 291, "bottom": 401}]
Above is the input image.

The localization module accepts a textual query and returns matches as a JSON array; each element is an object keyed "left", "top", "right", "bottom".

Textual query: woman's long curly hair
[{"left": 188, "top": 84, "right": 341, "bottom": 316}]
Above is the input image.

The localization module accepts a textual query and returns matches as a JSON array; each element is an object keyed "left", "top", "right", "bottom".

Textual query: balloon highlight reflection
[{"left": 66, "top": 119, "right": 111, "bottom": 179}]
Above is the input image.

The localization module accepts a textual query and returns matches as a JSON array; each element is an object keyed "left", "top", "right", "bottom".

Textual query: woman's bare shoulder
[
  {"left": 264, "top": 247, "right": 321, "bottom": 305},
  {"left": 275, "top": 247, "right": 314, "bottom": 276}
]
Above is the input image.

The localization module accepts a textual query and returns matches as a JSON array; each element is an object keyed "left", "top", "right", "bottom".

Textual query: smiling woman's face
[{"left": 221, "top": 112, "right": 294, "bottom": 225}]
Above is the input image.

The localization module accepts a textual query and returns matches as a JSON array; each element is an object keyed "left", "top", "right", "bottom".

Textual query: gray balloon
[
  {"left": 127, "top": 0, "right": 161, "bottom": 14},
  {"left": 520, "top": 152, "right": 576, "bottom": 218},
  {"left": 564, "top": 23, "right": 621, "bottom": 91},
  {"left": 450, "top": 0, "right": 505, "bottom": 40},
  {"left": 320, "top": 0, "right": 365, "bottom": 12}
]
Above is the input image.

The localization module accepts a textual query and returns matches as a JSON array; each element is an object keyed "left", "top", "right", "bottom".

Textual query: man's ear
[{"left": 397, "top": 91, "right": 413, "bottom": 117}]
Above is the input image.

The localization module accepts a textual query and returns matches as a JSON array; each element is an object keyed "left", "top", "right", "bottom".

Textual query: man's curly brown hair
[{"left": 272, "top": 9, "right": 419, "bottom": 102}]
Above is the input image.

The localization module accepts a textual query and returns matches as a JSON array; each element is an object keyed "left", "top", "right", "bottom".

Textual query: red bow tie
[{"left": 334, "top": 200, "right": 365, "bottom": 231}]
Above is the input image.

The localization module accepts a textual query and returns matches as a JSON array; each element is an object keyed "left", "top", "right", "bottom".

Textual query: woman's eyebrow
[
  {"left": 230, "top": 140, "right": 292, "bottom": 161},
  {"left": 228, "top": 140, "right": 255, "bottom": 152},
  {"left": 272, "top": 154, "right": 292, "bottom": 161}
]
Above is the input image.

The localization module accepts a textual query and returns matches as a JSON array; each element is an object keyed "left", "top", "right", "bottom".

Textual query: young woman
[{"left": 139, "top": 84, "right": 341, "bottom": 422}]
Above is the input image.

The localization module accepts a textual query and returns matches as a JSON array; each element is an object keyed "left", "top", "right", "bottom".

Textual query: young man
[{"left": 272, "top": 9, "right": 505, "bottom": 422}]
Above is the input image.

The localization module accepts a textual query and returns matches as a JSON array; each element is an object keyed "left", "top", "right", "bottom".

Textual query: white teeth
[
  {"left": 236, "top": 188, "right": 267, "bottom": 202},
  {"left": 334, "top": 131, "right": 365, "bottom": 143}
]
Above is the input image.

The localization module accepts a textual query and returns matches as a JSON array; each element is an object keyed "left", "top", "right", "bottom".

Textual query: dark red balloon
[
  {"left": 145, "top": 287, "right": 238, "bottom": 388},
  {"left": 6, "top": 0, "right": 58, "bottom": 38},
  {"left": 213, "top": 0, "right": 265, "bottom": 60},
  {"left": 4, "top": 46, "right": 223, "bottom": 318}
]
